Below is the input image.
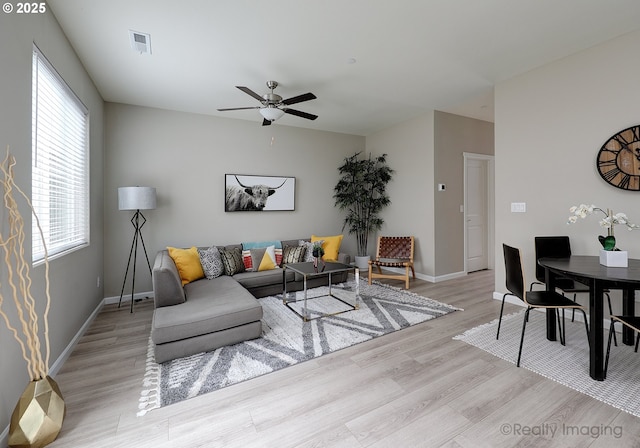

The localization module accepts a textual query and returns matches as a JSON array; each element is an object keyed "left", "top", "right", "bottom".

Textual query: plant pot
[
  {"left": 9, "top": 376, "right": 65, "bottom": 448},
  {"left": 599, "top": 249, "right": 628, "bottom": 267},
  {"left": 355, "top": 255, "right": 370, "bottom": 270}
]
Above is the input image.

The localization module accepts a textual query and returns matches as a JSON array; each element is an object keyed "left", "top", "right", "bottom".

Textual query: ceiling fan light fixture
[
  {"left": 259, "top": 107, "right": 285, "bottom": 122},
  {"left": 219, "top": 81, "right": 316, "bottom": 125}
]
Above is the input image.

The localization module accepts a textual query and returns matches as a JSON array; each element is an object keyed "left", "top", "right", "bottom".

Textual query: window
[{"left": 32, "top": 45, "right": 89, "bottom": 263}]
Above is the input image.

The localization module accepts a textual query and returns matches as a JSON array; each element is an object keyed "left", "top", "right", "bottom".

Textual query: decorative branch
[{"left": 0, "top": 147, "right": 51, "bottom": 381}]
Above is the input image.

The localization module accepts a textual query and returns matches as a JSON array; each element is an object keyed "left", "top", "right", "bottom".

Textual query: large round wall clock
[{"left": 597, "top": 125, "right": 640, "bottom": 191}]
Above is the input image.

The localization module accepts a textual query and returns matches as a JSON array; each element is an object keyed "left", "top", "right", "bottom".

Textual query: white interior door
[{"left": 466, "top": 157, "right": 489, "bottom": 272}]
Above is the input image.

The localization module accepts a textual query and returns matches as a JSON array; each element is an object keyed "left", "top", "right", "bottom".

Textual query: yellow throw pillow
[
  {"left": 311, "top": 234, "right": 343, "bottom": 261},
  {"left": 257, "top": 245, "right": 277, "bottom": 271},
  {"left": 167, "top": 246, "right": 205, "bottom": 286}
]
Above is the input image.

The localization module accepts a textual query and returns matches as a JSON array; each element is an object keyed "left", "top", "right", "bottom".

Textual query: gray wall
[
  {"left": 105, "top": 105, "right": 492, "bottom": 295},
  {"left": 366, "top": 111, "right": 494, "bottom": 280},
  {"left": 434, "top": 111, "right": 494, "bottom": 276},
  {"left": 0, "top": 9, "right": 104, "bottom": 436},
  {"left": 366, "top": 113, "right": 436, "bottom": 276},
  {"left": 103, "top": 103, "right": 365, "bottom": 297},
  {"left": 495, "top": 29, "right": 640, "bottom": 311}
]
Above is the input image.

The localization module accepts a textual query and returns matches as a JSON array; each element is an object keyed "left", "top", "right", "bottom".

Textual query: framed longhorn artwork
[
  {"left": 597, "top": 125, "right": 640, "bottom": 191},
  {"left": 225, "top": 174, "right": 296, "bottom": 212}
]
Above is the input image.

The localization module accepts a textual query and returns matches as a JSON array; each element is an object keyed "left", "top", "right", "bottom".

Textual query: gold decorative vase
[{"left": 8, "top": 376, "right": 65, "bottom": 448}]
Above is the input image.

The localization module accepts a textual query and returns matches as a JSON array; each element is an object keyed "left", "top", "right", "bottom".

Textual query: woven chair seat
[{"left": 370, "top": 259, "right": 411, "bottom": 268}]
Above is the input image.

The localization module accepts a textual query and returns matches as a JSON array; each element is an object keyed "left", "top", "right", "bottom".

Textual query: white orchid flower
[
  {"left": 567, "top": 204, "right": 638, "bottom": 231},
  {"left": 599, "top": 218, "right": 612, "bottom": 229}
]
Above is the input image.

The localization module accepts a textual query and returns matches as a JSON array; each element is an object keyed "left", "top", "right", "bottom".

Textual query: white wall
[
  {"left": 0, "top": 10, "right": 104, "bottom": 439},
  {"left": 103, "top": 103, "right": 365, "bottom": 297},
  {"left": 495, "top": 29, "right": 640, "bottom": 310}
]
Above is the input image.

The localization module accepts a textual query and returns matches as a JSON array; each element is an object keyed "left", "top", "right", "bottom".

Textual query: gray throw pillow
[
  {"left": 249, "top": 247, "right": 267, "bottom": 271},
  {"left": 198, "top": 246, "right": 224, "bottom": 279}
]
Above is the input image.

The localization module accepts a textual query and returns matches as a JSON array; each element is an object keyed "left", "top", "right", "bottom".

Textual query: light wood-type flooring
[{"left": 47, "top": 270, "right": 640, "bottom": 447}]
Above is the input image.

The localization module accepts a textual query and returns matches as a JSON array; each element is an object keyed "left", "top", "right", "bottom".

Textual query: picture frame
[{"left": 225, "top": 174, "right": 295, "bottom": 212}]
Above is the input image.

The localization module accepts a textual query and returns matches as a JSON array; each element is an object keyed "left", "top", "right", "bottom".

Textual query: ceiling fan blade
[
  {"left": 262, "top": 118, "right": 272, "bottom": 126},
  {"left": 236, "top": 86, "right": 265, "bottom": 102},
  {"left": 282, "top": 92, "right": 316, "bottom": 106},
  {"left": 217, "top": 106, "right": 261, "bottom": 111},
  {"left": 284, "top": 108, "right": 318, "bottom": 121}
]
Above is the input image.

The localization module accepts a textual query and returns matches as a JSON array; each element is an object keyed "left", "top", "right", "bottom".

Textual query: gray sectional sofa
[{"left": 151, "top": 238, "right": 351, "bottom": 363}]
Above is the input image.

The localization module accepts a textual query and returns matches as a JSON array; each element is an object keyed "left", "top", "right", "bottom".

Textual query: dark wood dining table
[{"left": 538, "top": 256, "right": 640, "bottom": 381}]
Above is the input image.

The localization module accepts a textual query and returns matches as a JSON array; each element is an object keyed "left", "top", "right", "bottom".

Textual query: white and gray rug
[
  {"left": 138, "top": 280, "right": 460, "bottom": 415},
  {"left": 454, "top": 310, "right": 640, "bottom": 418}
]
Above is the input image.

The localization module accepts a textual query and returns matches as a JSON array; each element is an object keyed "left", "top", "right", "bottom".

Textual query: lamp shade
[
  {"left": 118, "top": 186, "right": 157, "bottom": 211},
  {"left": 259, "top": 107, "right": 285, "bottom": 121}
]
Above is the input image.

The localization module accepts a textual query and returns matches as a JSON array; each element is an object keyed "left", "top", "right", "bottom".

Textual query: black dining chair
[
  {"left": 604, "top": 316, "right": 640, "bottom": 378},
  {"left": 498, "top": 244, "right": 590, "bottom": 367},
  {"left": 530, "top": 236, "right": 617, "bottom": 346}
]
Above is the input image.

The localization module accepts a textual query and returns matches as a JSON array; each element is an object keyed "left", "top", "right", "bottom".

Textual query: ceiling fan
[{"left": 217, "top": 80, "right": 317, "bottom": 126}]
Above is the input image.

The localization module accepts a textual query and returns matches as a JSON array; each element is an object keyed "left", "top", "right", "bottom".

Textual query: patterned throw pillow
[
  {"left": 299, "top": 240, "right": 323, "bottom": 263},
  {"left": 242, "top": 240, "right": 283, "bottom": 271},
  {"left": 282, "top": 245, "right": 306, "bottom": 264},
  {"left": 250, "top": 245, "right": 277, "bottom": 271},
  {"left": 219, "top": 247, "right": 245, "bottom": 275},
  {"left": 198, "top": 246, "right": 224, "bottom": 279}
]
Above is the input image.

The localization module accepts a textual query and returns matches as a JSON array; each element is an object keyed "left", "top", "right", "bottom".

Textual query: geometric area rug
[
  {"left": 138, "top": 280, "right": 460, "bottom": 416},
  {"left": 454, "top": 310, "right": 640, "bottom": 418}
]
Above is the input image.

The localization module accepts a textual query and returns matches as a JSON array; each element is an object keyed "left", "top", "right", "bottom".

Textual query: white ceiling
[{"left": 48, "top": 0, "right": 640, "bottom": 136}]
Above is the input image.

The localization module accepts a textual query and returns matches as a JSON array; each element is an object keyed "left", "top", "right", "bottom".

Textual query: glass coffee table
[{"left": 282, "top": 261, "right": 359, "bottom": 321}]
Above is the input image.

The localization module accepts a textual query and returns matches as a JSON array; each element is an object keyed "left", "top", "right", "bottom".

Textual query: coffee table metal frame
[{"left": 282, "top": 261, "right": 359, "bottom": 321}]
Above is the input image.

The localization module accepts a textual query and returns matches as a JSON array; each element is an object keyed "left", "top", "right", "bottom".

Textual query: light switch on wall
[{"left": 511, "top": 202, "right": 526, "bottom": 213}]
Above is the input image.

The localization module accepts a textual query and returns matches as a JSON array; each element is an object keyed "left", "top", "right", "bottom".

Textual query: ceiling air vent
[{"left": 129, "top": 30, "right": 151, "bottom": 54}]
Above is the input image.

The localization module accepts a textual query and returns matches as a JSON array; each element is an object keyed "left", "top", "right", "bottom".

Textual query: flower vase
[
  {"left": 9, "top": 376, "right": 66, "bottom": 448},
  {"left": 599, "top": 249, "right": 628, "bottom": 267}
]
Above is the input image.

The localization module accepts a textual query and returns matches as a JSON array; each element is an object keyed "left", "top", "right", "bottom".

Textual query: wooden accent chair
[{"left": 368, "top": 236, "right": 415, "bottom": 289}]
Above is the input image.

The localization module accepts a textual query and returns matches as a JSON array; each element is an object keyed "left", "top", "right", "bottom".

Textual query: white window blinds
[{"left": 32, "top": 46, "right": 89, "bottom": 262}]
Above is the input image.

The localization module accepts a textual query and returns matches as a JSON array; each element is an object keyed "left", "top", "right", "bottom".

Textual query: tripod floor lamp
[{"left": 118, "top": 186, "right": 157, "bottom": 313}]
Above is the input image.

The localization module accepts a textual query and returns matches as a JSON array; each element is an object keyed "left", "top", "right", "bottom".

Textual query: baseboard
[
  {"left": 430, "top": 270, "right": 467, "bottom": 283},
  {"left": 50, "top": 300, "right": 105, "bottom": 376},
  {"left": 104, "top": 290, "right": 154, "bottom": 305},
  {"left": 377, "top": 266, "right": 467, "bottom": 284}
]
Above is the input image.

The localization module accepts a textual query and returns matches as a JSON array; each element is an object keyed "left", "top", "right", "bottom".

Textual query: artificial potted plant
[
  {"left": 567, "top": 203, "right": 639, "bottom": 267},
  {"left": 334, "top": 152, "right": 394, "bottom": 269},
  {"left": 311, "top": 241, "right": 324, "bottom": 270}
]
